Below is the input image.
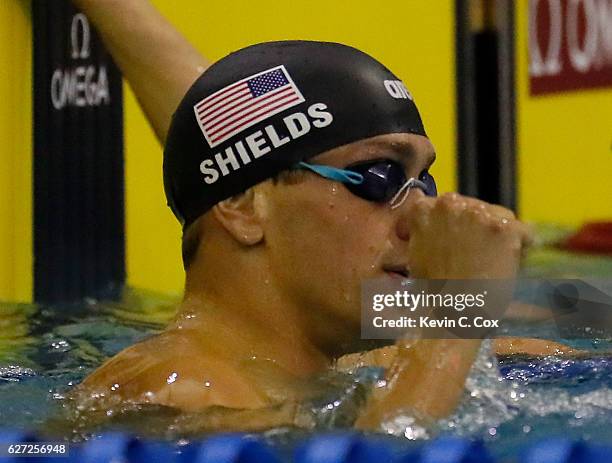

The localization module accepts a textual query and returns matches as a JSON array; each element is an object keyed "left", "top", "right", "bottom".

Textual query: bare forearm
[
  {"left": 72, "top": 0, "right": 208, "bottom": 142},
  {"left": 354, "top": 339, "right": 481, "bottom": 430}
]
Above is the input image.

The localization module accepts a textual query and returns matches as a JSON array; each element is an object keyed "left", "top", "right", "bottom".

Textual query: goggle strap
[
  {"left": 390, "top": 178, "right": 428, "bottom": 209},
  {"left": 297, "top": 162, "right": 364, "bottom": 185}
]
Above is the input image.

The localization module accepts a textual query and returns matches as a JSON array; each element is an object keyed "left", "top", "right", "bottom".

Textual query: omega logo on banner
[
  {"left": 529, "top": 0, "right": 612, "bottom": 94},
  {"left": 50, "top": 13, "right": 110, "bottom": 110}
]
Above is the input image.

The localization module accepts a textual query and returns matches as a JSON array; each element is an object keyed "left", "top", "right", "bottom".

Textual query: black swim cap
[{"left": 164, "top": 40, "right": 427, "bottom": 228}]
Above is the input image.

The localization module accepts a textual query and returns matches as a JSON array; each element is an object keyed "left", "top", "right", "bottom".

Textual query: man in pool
[{"left": 70, "top": 0, "right": 576, "bottom": 432}]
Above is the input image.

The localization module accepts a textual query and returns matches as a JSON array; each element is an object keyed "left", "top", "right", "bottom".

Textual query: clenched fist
[{"left": 400, "top": 191, "right": 532, "bottom": 279}]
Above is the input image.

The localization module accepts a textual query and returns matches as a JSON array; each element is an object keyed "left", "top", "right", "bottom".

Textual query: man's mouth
[{"left": 383, "top": 265, "right": 410, "bottom": 279}]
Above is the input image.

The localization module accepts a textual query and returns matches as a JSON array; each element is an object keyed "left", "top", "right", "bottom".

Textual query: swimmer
[{"left": 68, "top": 0, "right": 577, "bottom": 432}]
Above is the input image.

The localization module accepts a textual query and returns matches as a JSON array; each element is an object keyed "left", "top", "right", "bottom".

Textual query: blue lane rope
[{"left": 2, "top": 431, "right": 612, "bottom": 463}]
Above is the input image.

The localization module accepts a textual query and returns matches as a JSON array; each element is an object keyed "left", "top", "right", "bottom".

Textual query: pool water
[
  {"left": 1, "top": 226, "right": 612, "bottom": 459},
  {"left": 0, "top": 290, "right": 175, "bottom": 432}
]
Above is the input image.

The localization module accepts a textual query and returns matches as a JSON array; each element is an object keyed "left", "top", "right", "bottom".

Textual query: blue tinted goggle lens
[
  {"left": 420, "top": 170, "right": 437, "bottom": 197},
  {"left": 344, "top": 160, "right": 437, "bottom": 202}
]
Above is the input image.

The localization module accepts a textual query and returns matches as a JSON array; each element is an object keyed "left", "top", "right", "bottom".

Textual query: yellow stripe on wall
[
  {"left": 0, "top": 0, "right": 32, "bottom": 302},
  {"left": 515, "top": 0, "right": 612, "bottom": 225},
  {"left": 125, "top": 0, "right": 457, "bottom": 295}
]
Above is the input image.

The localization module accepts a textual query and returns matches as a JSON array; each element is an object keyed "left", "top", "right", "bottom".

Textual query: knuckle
[
  {"left": 436, "top": 192, "right": 460, "bottom": 210},
  {"left": 463, "top": 196, "right": 487, "bottom": 207},
  {"left": 464, "top": 203, "right": 484, "bottom": 219},
  {"left": 490, "top": 205, "right": 516, "bottom": 220}
]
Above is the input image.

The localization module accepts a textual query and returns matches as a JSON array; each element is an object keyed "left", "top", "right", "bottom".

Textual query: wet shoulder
[{"left": 75, "top": 329, "right": 270, "bottom": 411}]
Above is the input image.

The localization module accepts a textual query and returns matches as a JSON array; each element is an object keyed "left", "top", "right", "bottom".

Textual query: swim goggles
[{"left": 296, "top": 158, "right": 437, "bottom": 208}]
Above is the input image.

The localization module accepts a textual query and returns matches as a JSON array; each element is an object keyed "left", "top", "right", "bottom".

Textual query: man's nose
[{"left": 394, "top": 187, "right": 430, "bottom": 242}]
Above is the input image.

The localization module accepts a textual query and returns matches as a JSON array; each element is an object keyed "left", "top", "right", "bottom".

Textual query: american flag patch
[{"left": 193, "top": 65, "right": 305, "bottom": 148}]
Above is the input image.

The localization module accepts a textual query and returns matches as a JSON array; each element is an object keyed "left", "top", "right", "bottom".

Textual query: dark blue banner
[{"left": 33, "top": 0, "right": 125, "bottom": 304}]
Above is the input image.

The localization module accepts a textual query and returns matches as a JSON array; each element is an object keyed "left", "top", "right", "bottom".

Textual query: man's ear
[{"left": 212, "top": 188, "right": 264, "bottom": 245}]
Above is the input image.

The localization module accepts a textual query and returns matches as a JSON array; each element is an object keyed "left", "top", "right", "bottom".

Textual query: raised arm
[
  {"left": 355, "top": 193, "right": 532, "bottom": 430},
  {"left": 72, "top": 0, "right": 209, "bottom": 143}
]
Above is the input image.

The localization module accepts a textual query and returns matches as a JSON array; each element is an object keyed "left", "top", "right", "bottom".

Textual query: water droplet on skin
[
  {"left": 264, "top": 279, "right": 270, "bottom": 285},
  {"left": 204, "top": 381, "right": 211, "bottom": 387},
  {"left": 167, "top": 372, "right": 178, "bottom": 384},
  {"left": 331, "top": 185, "right": 338, "bottom": 195}
]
